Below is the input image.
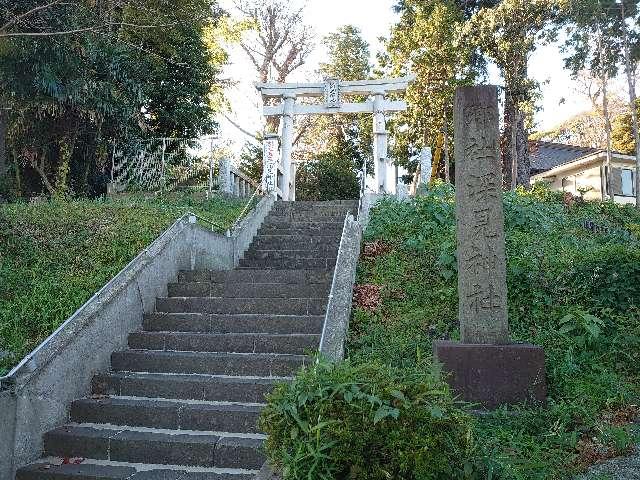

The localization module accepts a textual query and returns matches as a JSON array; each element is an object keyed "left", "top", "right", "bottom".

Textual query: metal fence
[{"left": 110, "top": 137, "right": 257, "bottom": 197}]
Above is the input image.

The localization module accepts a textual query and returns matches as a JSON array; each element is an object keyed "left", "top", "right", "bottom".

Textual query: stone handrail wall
[
  {"left": 319, "top": 214, "right": 362, "bottom": 361},
  {"left": 0, "top": 196, "right": 274, "bottom": 480},
  {"left": 218, "top": 157, "right": 258, "bottom": 198}
]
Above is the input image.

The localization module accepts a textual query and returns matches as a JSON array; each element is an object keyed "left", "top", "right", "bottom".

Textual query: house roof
[{"left": 529, "top": 141, "right": 601, "bottom": 174}]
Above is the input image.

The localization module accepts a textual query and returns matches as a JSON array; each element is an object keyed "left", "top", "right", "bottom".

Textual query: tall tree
[
  {"left": 463, "top": 0, "right": 559, "bottom": 189},
  {"left": 612, "top": 99, "right": 640, "bottom": 155},
  {"left": 295, "top": 25, "right": 372, "bottom": 200},
  {"left": 617, "top": 0, "right": 640, "bottom": 207},
  {"left": 296, "top": 26, "right": 372, "bottom": 164},
  {"left": 235, "top": 0, "right": 312, "bottom": 84},
  {"left": 383, "top": 0, "right": 483, "bottom": 180},
  {"left": 235, "top": 0, "right": 313, "bottom": 134},
  {"left": 0, "top": 0, "right": 225, "bottom": 198},
  {"left": 562, "top": 0, "right": 626, "bottom": 200}
]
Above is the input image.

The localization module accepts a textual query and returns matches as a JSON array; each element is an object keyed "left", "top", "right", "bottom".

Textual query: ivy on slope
[
  {"left": 351, "top": 183, "right": 640, "bottom": 479},
  {"left": 0, "top": 194, "right": 244, "bottom": 376}
]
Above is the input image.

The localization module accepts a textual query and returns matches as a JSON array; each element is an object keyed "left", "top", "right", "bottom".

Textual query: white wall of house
[{"left": 532, "top": 153, "right": 637, "bottom": 204}]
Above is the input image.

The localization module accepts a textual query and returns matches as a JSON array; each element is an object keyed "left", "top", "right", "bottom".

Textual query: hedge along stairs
[{"left": 16, "top": 200, "right": 357, "bottom": 480}]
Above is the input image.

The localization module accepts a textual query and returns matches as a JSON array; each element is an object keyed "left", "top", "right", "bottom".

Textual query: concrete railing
[
  {"left": 217, "top": 157, "right": 258, "bottom": 198},
  {"left": 0, "top": 195, "right": 275, "bottom": 480},
  {"left": 319, "top": 214, "right": 362, "bottom": 361}
]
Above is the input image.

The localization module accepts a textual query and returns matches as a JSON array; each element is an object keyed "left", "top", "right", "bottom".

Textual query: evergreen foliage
[{"left": 0, "top": 1, "right": 226, "bottom": 198}]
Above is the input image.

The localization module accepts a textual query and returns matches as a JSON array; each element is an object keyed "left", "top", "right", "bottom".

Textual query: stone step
[
  {"left": 257, "top": 226, "right": 342, "bottom": 236},
  {"left": 265, "top": 212, "right": 350, "bottom": 223},
  {"left": 167, "top": 282, "right": 329, "bottom": 299},
  {"left": 92, "top": 372, "right": 284, "bottom": 404},
  {"left": 260, "top": 220, "right": 345, "bottom": 230},
  {"left": 243, "top": 249, "right": 339, "bottom": 261},
  {"left": 40, "top": 425, "right": 265, "bottom": 470},
  {"left": 238, "top": 257, "right": 337, "bottom": 270},
  {"left": 17, "top": 461, "right": 255, "bottom": 480},
  {"left": 129, "top": 332, "right": 320, "bottom": 355},
  {"left": 143, "top": 313, "right": 324, "bottom": 335},
  {"left": 155, "top": 297, "right": 326, "bottom": 316},
  {"left": 70, "top": 398, "right": 263, "bottom": 434},
  {"left": 275, "top": 200, "right": 357, "bottom": 206},
  {"left": 178, "top": 269, "right": 333, "bottom": 285},
  {"left": 111, "top": 350, "right": 308, "bottom": 377},
  {"left": 249, "top": 236, "right": 341, "bottom": 251}
]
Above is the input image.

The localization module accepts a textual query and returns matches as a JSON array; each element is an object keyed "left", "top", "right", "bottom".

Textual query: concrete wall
[
  {"left": 232, "top": 194, "right": 276, "bottom": 266},
  {"left": 0, "top": 197, "right": 273, "bottom": 480}
]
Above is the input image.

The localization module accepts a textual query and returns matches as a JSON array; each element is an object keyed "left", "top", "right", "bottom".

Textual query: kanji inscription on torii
[
  {"left": 454, "top": 86, "right": 509, "bottom": 344},
  {"left": 323, "top": 78, "right": 341, "bottom": 108}
]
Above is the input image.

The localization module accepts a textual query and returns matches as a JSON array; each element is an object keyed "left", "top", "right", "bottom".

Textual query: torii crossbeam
[{"left": 256, "top": 75, "right": 415, "bottom": 200}]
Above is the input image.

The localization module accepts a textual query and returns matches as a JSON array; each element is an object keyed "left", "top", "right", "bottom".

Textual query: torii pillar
[
  {"left": 373, "top": 93, "right": 389, "bottom": 193},
  {"left": 280, "top": 93, "right": 296, "bottom": 200}
]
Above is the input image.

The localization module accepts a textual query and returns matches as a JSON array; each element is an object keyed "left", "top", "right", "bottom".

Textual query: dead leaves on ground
[
  {"left": 361, "top": 240, "right": 392, "bottom": 260},
  {"left": 353, "top": 284, "right": 381, "bottom": 312},
  {"left": 572, "top": 405, "right": 639, "bottom": 470}
]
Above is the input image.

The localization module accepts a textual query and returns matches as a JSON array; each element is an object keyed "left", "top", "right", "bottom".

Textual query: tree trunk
[
  {"left": 31, "top": 156, "right": 56, "bottom": 196},
  {"left": 0, "top": 109, "right": 6, "bottom": 180},
  {"left": 515, "top": 109, "right": 530, "bottom": 188},
  {"left": 503, "top": 91, "right": 516, "bottom": 189},
  {"left": 602, "top": 71, "right": 614, "bottom": 201},
  {"left": 620, "top": 1, "right": 640, "bottom": 208},
  {"left": 443, "top": 111, "right": 451, "bottom": 183}
]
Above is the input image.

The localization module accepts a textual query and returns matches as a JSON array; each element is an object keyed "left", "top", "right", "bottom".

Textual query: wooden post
[
  {"left": 280, "top": 93, "right": 296, "bottom": 200},
  {"left": 373, "top": 93, "right": 388, "bottom": 193}
]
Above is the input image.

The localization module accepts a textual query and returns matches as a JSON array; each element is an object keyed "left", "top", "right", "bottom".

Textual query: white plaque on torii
[{"left": 255, "top": 75, "right": 415, "bottom": 199}]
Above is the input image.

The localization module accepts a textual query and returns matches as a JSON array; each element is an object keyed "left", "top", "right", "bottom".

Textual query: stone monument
[
  {"left": 262, "top": 134, "right": 279, "bottom": 195},
  {"left": 217, "top": 157, "right": 232, "bottom": 195},
  {"left": 433, "top": 86, "right": 546, "bottom": 409},
  {"left": 419, "top": 147, "right": 432, "bottom": 187}
]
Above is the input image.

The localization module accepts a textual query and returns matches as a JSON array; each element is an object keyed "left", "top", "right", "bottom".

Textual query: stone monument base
[{"left": 433, "top": 341, "right": 546, "bottom": 409}]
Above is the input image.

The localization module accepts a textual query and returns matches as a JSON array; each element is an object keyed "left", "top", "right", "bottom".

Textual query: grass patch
[
  {"left": 348, "top": 183, "right": 640, "bottom": 479},
  {"left": 0, "top": 192, "right": 245, "bottom": 375}
]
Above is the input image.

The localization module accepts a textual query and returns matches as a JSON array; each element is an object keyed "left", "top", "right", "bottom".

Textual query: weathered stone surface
[
  {"left": 109, "top": 430, "right": 217, "bottom": 466},
  {"left": 16, "top": 462, "right": 136, "bottom": 480},
  {"left": 419, "top": 147, "right": 432, "bottom": 186},
  {"left": 319, "top": 215, "right": 362, "bottom": 361},
  {"left": 433, "top": 341, "right": 546, "bottom": 409},
  {"left": 215, "top": 437, "right": 265, "bottom": 469},
  {"left": 454, "top": 85, "right": 509, "bottom": 344}
]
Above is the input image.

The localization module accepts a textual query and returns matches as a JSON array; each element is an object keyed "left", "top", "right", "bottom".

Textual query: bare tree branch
[
  {"left": 224, "top": 114, "right": 260, "bottom": 141},
  {"left": 0, "top": 0, "right": 65, "bottom": 33},
  {"left": 235, "top": 0, "right": 313, "bottom": 83}
]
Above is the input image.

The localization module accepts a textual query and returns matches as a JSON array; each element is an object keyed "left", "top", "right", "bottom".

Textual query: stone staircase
[{"left": 16, "top": 200, "right": 357, "bottom": 480}]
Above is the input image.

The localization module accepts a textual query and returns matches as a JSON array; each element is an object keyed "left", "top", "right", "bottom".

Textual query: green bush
[
  {"left": 296, "top": 152, "right": 360, "bottom": 201},
  {"left": 260, "top": 358, "right": 474, "bottom": 480},
  {"left": 345, "top": 183, "right": 640, "bottom": 479}
]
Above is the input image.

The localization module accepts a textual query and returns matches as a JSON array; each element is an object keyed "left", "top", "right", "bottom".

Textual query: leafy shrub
[
  {"left": 260, "top": 358, "right": 474, "bottom": 480},
  {"left": 296, "top": 152, "right": 360, "bottom": 201},
  {"left": 345, "top": 183, "right": 640, "bottom": 478}
]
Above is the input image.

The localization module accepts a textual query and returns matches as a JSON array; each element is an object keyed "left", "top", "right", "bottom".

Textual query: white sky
[{"left": 217, "top": 0, "right": 629, "bottom": 153}]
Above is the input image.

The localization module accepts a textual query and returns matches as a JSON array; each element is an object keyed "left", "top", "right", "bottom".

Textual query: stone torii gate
[{"left": 256, "top": 75, "right": 415, "bottom": 200}]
